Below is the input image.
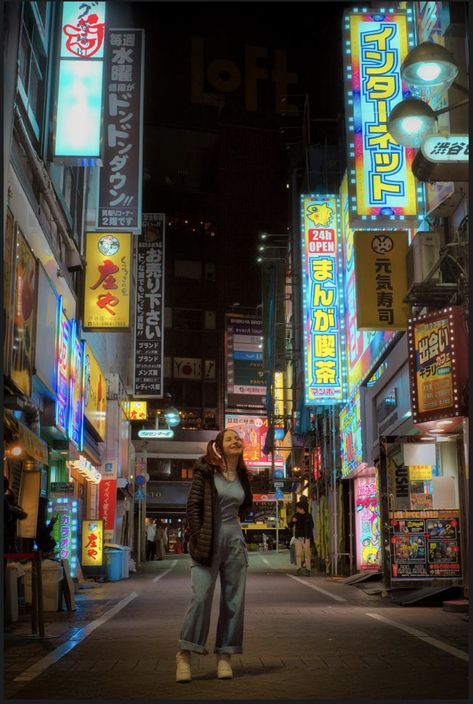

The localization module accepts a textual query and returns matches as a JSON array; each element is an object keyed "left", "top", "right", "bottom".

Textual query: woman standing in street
[{"left": 176, "top": 429, "right": 253, "bottom": 683}]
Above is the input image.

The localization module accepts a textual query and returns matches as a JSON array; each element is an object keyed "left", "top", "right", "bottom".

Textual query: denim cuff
[
  {"left": 177, "top": 638, "right": 209, "bottom": 655},
  {"left": 214, "top": 646, "right": 243, "bottom": 654}
]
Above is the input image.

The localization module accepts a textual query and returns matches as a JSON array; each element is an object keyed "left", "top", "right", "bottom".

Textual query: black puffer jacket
[{"left": 187, "top": 457, "right": 253, "bottom": 566}]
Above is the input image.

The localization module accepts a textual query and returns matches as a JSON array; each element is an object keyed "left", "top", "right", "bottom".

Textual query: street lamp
[
  {"left": 401, "top": 41, "right": 459, "bottom": 102},
  {"left": 387, "top": 98, "right": 438, "bottom": 149},
  {"left": 163, "top": 406, "right": 181, "bottom": 428}
]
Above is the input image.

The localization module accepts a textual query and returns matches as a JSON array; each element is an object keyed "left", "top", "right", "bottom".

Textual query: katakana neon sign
[{"left": 301, "top": 195, "right": 346, "bottom": 406}]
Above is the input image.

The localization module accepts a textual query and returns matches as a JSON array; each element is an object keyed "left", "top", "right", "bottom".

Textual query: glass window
[
  {"left": 173, "top": 309, "right": 202, "bottom": 331},
  {"left": 17, "top": 2, "right": 49, "bottom": 142}
]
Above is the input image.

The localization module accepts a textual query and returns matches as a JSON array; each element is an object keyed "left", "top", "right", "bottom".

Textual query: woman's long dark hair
[{"left": 204, "top": 429, "right": 249, "bottom": 477}]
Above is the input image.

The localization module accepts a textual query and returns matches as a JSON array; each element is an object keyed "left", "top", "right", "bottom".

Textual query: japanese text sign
[
  {"left": 97, "top": 29, "right": 144, "bottom": 232},
  {"left": 343, "top": 8, "right": 423, "bottom": 227},
  {"left": 54, "top": 2, "right": 106, "bottom": 163},
  {"left": 301, "top": 195, "right": 346, "bottom": 405},
  {"left": 225, "top": 414, "right": 284, "bottom": 471},
  {"left": 83, "top": 343, "right": 107, "bottom": 440},
  {"left": 48, "top": 496, "right": 79, "bottom": 577},
  {"left": 98, "top": 479, "right": 117, "bottom": 532},
  {"left": 68, "top": 320, "right": 85, "bottom": 450},
  {"left": 354, "top": 230, "right": 410, "bottom": 330},
  {"left": 340, "top": 172, "right": 394, "bottom": 393},
  {"left": 129, "top": 401, "right": 148, "bottom": 420},
  {"left": 225, "top": 315, "right": 266, "bottom": 411},
  {"left": 408, "top": 306, "right": 468, "bottom": 423},
  {"left": 81, "top": 520, "right": 104, "bottom": 567},
  {"left": 56, "top": 302, "right": 71, "bottom": 437},
  {"left": 133, "top": 214, "right": 165, "bottom": 397},
  {"left": 354, "top": 476, "right": 381, "bottom": 571},
  {"left": 84, "top": 232, "right": 131, "bottom": 329},
  {"left": 340, "top": 388, "right": 364, "bottom": 478}
]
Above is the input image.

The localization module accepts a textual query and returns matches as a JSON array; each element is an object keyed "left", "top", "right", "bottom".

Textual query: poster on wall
[
  {"left": 133, "top": 213, "right": 165, "bottom": 397},
  {"left": 300, "top": 194, "right": 346, "bottom": 405},
  {"left": 342, "top": 7, "right": 423, "bottom": 228},
  {"left": 225, "top": 315, "right": 266, "bottom": 411},
  {"left": 354, "top": 476, "right": 381, "bottom": 571},
  {"left": 97, "top": 29, "right": 144, "bottom": 232},
  {"left": 10, "top": 228, "right": 37, "bottom": 397},
  {"left": 389, "top": 510, "right": 462, "bottom": 580}
]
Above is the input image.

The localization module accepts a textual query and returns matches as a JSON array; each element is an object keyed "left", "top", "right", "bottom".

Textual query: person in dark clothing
[
  {"left": 4, "top": 476, "right": 27, "bottom": 553},
  {"left": 176, "top": 428, "right": 253, "bottom": 683},
  {"left": 290, "top": 501, "right": 314, "bottom": 576}
]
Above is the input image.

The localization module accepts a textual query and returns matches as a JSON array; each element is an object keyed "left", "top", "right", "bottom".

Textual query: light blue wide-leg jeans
[{"left": 178, "top": 523, "right": 248, "bottom": 654}]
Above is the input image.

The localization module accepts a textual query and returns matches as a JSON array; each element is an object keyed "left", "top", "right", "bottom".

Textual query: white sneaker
[
  {"left": 217, "top": 654, "right": 233, "bottom": 679},
  {"left": 176, "top": 651, "right": 191, "bottom": 683}
]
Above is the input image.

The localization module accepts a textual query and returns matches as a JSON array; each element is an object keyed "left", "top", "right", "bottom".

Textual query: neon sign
[
  {"left": 354, "top": 477, "right": 381, "bottom": 571},
  {"left": 301, "top": 195, "right": 346, "bottom": 405},
  {"left": 340, "top": 388, "right": 364, "bottom": 478},
  {"left": 48, "top": 496, "right": 79, "bottom": 577},
  {"left": 343, "top": 8, "right": 423, "bottom": 227},
  {"left": 55, "top": 299, "right": 71, "bottom": 437},
  {"left": 68, "top": 320, "right": 85, "bottom": 450}
]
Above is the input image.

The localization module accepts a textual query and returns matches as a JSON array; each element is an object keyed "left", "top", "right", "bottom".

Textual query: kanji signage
[
  {"left": 340, "top": 172, "right": 394, "bottom": 394},
  {"left": 354, "top": 230, "right": 410, "bottom": 330},
  {"left": 414, "top": 134, "right": 469, "bottom": 183},
  {"left": 81, "top": 519, "right": 104, "bottom": 567},
  {"left": 340, "top": 388, "right": 364, "bottom": 478},
  {"left": 54, "top": 1, "right": 106, "bottom": 164},
  {"left": 408, "top": 306, "right": 468, "bottom": 423},
  {"left": 97, "top": 29, "right": 145, "bottom": 232},
  {"left": 354, "top": 476, "right": 381, "bottom": 572},
  {"left": 83, "top": 343, "right": 107, "bottom": 441},
  {"left": 133, "top": 214, "right": 165, "bottom": 397},
  {"left": 343, "top": 7, "right": 423, "bottom": 227},
  {"left": 55, "top": 302, "right": 71, "bottom": 437},
  {"left": 98, "top": 479, "right": 117, "bottom": 541},
  {"left": 84, "top": 232, "right": 131, "bottom": 329},
  {"left": 68, "top": 320, "right": 85, "bottom": 450},
  {"left": 301, "top": 195, "right": 346, "bottom": 405},
  {"left": 225, "top": 315, "right": 266, "bottom": 411},
  {"left": 48, "top": 496, "right": 79, "bottom": 577},
  {"left": 129, "top": 401, "right": 148, "bottom": 420}
]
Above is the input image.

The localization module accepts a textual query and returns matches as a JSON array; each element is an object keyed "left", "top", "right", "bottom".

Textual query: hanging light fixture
[
  {"left": 387, "top": 97, "right": 438, "bottom": 148},
  {"left": 401, "top": 42, "right": 459, "bottom": 102}
]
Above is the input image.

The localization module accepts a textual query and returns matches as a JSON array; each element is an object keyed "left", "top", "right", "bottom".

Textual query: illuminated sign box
[
  {"left": 83, "top": 343, "right": 107, "bottom": 441},
  {"left": 225, "top": 414, "right": 284, "bottom": 471},
  {"left": 129, "top": 401, "right": 148, "bottom": 420},
  {"left": 413, "top": 134, "right": 469, "bottom": 182},
  {"left": 343, "top": 7, "right": 423, "bottom": 228},
  {"left": 48, "top": 496, "right": 79, "bottom": 577},
  {"left": 68, "top": 320, "right": 85, "bottom": 450},
  {"left": 56, "top": 300, "right": 71, "bottom": 437},
  {"left": 301, "top": 195, "right": 346, "bottom": 405},
  {"left": 81, "top": 519, "right": 104, "bottom": 567},
  {"left": 53, "top": 2, "right": 106, "bottom": 165},
  {"left": 340, "top": 388, "right": 365, "bottom": 479},
  {"left": 84, "top": 232, "right": 131, "bottom": 329}
]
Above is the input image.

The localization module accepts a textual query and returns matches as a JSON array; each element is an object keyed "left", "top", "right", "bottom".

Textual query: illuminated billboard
[
  {"left": 301, "top": 195, "right": 346, "bottom": 405},
  {"left": 340, "top": 388, "right": 365, "bottom": 478},
  {"left": 48, "top": 496, "right": 79, "bottom": 577},
  {"left": 81, "top": 519, "right": 104, "bottom": 567},
  {"left": 83, "top": 344, "right": 107, "bottom": 441},
  {"left": 56, "top": 302, "right": 71, "bottom": 437},
  {"left": 54, "top": 2, "right": 106, "bottom": 164},
  {"left": 225, "top": 414, "right": 284, "bottom": 471},
  {"left": 343, "top": 7, "right": 423, "bottom": 227},
  {"left": 68, "top": 320, "right": 85, "bottom": 450},
  {"left": 225, "top": 315, "right": 266, "bottom": 411}
]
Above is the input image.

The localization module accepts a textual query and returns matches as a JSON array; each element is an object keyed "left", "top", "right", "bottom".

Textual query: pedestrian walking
[
  {"left": 146, "top": 519, "right": 156, "bottom": 561},
  {"left": 176, "top": 428, "right": 253, "bottom": 683},
  {"left": 155, "top": 523, "right": 167, "bottom": 560},
  {"left": 290, "top": 501, "right": 314, "bottom": 576}
]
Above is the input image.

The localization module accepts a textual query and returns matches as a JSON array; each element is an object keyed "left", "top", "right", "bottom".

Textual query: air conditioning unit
[{"left": 406, "top": 230, "right": 441, "bottom": 288}]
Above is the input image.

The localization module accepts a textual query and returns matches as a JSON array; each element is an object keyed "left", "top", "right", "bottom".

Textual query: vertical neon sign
[
  {"left": 55, "top": 298, "right": 71, "bottom": 436},
  {"left": 68, "top": 320, "right": 85, "bottom": 450},
  {"left": 301, "top": 195, "right": 346, "bottom": 405},
  {"left": 343, "top": 7, "right": 423, "bottom": 227},
  {"left": 48, "top": 496, "right": 79, "bottom": 577}
]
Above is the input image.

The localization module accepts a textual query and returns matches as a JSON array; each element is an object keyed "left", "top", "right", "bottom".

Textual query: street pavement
[{"left": 4, "top": 550, "right": 469, "bottom": 701}]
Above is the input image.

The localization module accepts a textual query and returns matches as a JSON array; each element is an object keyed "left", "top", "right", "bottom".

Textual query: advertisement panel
[
  {"left": 343, "top": 7, "right": 423, "bottom": 227},
  {"left": 98, "top": 479, "right": 117, "bottom": 540},
  {"left": 133, "top": 213, "right": 165, "bottom": 397},
  {"left": 34, "top": 265, "right": 60, "bottom": 396},
  {"left": 389, "top": 510, "right": 461, "bottom": 580},
  {"left": 81, "top": 519, "right": 104, "bottom": 567},
  {"left": 354, "top": 230, "right": 410, "bottom": 330},
  {"left": 225, "top": 315, "right": 266, "bottom": 411},
  {"left": 354, "top": 476, "right": 381, "bottom": 571},
  {"left": 10, "top": 228, "right": 37, "bottom": 397},
  {"left": 129, "top": 402, "right": 148, "bottom": 420},
  {"left": 97, "top": 29, "right": 144, "bottom": 232},
  {"left": 408, "top": 306, "right": 468, "bottom": 423},
  {"left": 55, "top": 304, "right": 71, "bottom": 437},
  {"left": 340, "top": 388, "right": 364, "bottom": 478},
  {"left": 68, "top": 321, "right": 85, "bottom": 450},
  {"left": 54, "top": 2, "right": 106, "bottom": 163},
  {"left": 84, "top": 344, "right": 107, "bottom": 441},
  {"left": 301, "top": 195, "right": 346, "bottom": 405},
  {"left": 340, "top": 172, "right": 394, "bottom": 393},
  {"left": 225, "top": 414, "right": 284, "bottom": 471},
  {"left": 84, "top": 231, "right": 131, "bottom": 329},
  {"left": 47, "top": 496, "right": 79, "bottom": 577}
]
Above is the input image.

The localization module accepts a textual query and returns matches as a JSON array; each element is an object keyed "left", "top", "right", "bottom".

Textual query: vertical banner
[
  {"left": 301, "top": 195, "right": 346, "bottom": 405},
  {"left": 68, "top": 321, "right": 85, "bottom": 450},
  {"left": 133, "top": 213, "right": 165, "bottom": 397},
  {"left": 97, "top": 29, "right": 144, "bottom": 232},
  {"left": 340, "top": 172, "right": 394, "bottom": 394},
  {"left": 56, "top": 301, "right": 71, "bottom": 437},
  {"left": 54, "top": 1, "right": 106, "bottom": 164},
  {"left": 340, "top": 388, "right": 364, "bottom": 478},
  {"left": 83, "top": 343, "right": 107, "bottom": 441},
  {"left": 343, "top": 7, "right": 423, "bottom": 227},
  {"left": 225, "top": 315, "right": 266, "bottom": 411},
  {"left": 81, "top": 519, "right": 104, "bottom": 567},
  {"left": 354, "top": 230, "right": 410, "bottom": 330},
  {"left": 354, "top": 476, "right": 381, "bottom": 571},
  {"left": 408, "top": 306, "right": 468, "bottom": 423},
  {"left": 10, "top": 228, "right": 37, "bottom": 397},
  {"left": 98, "top": 478, "right": 117, "bottom": 540},
  {"left": 83, "top": 231, "right": 131, "bottom": 329}
]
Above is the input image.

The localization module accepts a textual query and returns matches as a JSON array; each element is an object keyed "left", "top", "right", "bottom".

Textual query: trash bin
[
  {"left": 104, "top": 549, "right": 122, "bottom": 581},
  {"left": 5, "top": 562, "right": 24, "bottom": 622},
  {"left": 23, "top": 559, "right": 64, "bottom": 611},
  {"left": 121, "top": 546, "right": 131, "bottom": 579}
]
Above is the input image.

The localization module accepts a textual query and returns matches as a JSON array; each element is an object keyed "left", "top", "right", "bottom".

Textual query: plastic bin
[
  {"left": 121, "top": 546, "right": 131, "bottom": 579},
  {"left": 104, "top": 549, "right": 122, "bottom": 581},
  {"left": 23, "top": 559, "right": 64, "bottom": 611}
]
